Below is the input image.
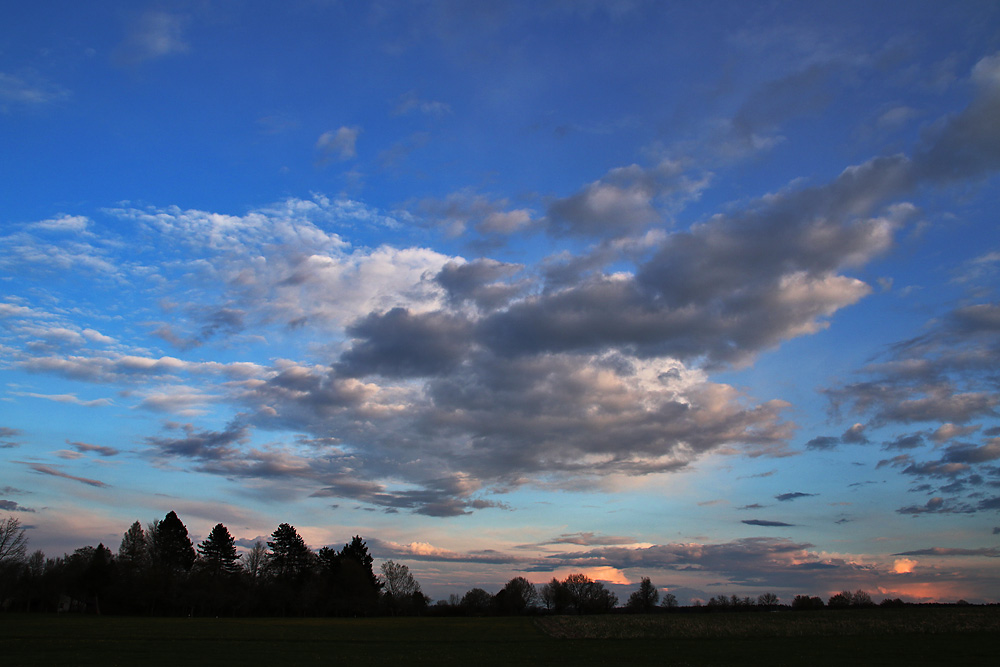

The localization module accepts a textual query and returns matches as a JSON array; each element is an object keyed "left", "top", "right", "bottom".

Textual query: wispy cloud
[{"left": 25, "top": 463, "right": 109, "bottom": 488}]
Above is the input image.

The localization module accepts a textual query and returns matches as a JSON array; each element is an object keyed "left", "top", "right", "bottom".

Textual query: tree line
[{"left": 0, "top": 514, "right": 946, "bottom": 616}]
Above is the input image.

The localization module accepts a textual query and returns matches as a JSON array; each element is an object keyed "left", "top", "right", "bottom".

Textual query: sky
[{"left": 2, "top": 1, "right": 1000, "bottom": 605}]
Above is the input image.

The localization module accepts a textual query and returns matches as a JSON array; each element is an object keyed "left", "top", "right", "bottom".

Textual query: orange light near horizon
[{"left": 876, "top": 581, "right": 969, "bottom": 603}]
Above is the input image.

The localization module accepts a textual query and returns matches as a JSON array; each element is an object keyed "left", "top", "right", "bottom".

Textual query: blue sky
[{"left": 3, "top": 1, "right": 1000, "bottom": 603}]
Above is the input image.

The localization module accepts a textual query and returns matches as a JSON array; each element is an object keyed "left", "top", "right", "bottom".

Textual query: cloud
[
  {"left": 546, "top": 159, "right": 709, "bottom": 238},
  {"left": 416, "top": 190, "right": 535, "bottom": 237},
  {"left": 730, "top": 63, "right": 840, "bottom": 150},
  {"left": 0, "top": 71, "right": 70, "bottom": 108},
  {"left": 336, "top": 308, "right": 473, "bottom": 378},
  {"left": 805, "top": 436, "right": 839, "bottom": 450},
  {"left": 67, "top": 441, "right": 121, "bottom": 457},
  {"left": 316, "top": 126, "right": 361, "bottom": 163},
  {"left": 841, "top": 423, "right": 869, "bottom": 444},
  {"left": 892, "top": 547, "right": 1000, "bottom": 557},
  {"left": 24, "top": 463, "right": 108, "bottom": 488},
  {"left": 145, "top": 422, "right": 249, "bottom": 463},
  {"left": 0, "top": 500, "right": 35, "bottom": 512},
  {"left": 775, "top": 492, "right": 817, "bottom": 502},
  {"left": 541, "top": 533, "right": 639, "bottom": 547},
  {"left": 115, "top": 11, "right": 189, "bottom": 66},
  {"left": 435, "top": 259, "right": 526, "bottom": 310},
  {"left": 0, "top": 427, "right": 21, "bottom": 449},
  {"left": 530, "top": 537, "right": 872, "bottom": 591},
  {"left": 883, "top": 433, "right": 924, "bottom": 450},
  {"left": 393, "top": 91, "right": 452, "bottom": 116},
  {"left": 29, "top": 214, "right": 91, "bottom": 233},
  {"left": 896, "top": 496, "right": 955, "bottom": 515},
  {"left": 13, "top": 392, "right": 113, "bottom": 408},
  {"left": 742, "top": 519, "right": 795, "bottom": 527}
]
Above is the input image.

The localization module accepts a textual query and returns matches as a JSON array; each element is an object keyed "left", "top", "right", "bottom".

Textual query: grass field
[{"left": 1, "top": 608, "right": 997, "bottom": 666}]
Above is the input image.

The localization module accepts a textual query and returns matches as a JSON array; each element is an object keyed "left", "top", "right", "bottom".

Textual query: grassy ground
[{"left": 1, "top": 608, "right": 997, "bottom": 666}]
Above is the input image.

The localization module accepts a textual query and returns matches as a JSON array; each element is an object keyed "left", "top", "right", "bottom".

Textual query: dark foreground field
[{"left": 2, "top": 607, "right": 997, "bottom": 666}]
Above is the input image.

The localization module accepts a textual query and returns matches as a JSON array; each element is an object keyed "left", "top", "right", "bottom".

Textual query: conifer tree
[
  {"left": 197, "top": 523, "right": 240, "bottom": 574},
  {"left": 149, "top": 511, "right": 196, "bottom": 573},
  {"left": 266, "top": 523, "right": 312, "bottom": 581}
]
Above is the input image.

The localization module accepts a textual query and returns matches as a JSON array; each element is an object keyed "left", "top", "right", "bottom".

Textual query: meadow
[{"left": 1, "top": 607, "right": 997, "bottom": 666}]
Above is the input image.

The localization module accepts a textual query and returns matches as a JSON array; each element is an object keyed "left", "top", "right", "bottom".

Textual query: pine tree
[
  {"left": 118, "top": 521, "right": 147, "bottom": 565},
  {"left": 149, "top": 511, "right": 195, "bottom": 573},
  {"left": 339, "top": 535, "right": 381, "bottom": 591},
  {"left": 266, "top": 523, "right": 312, "bottom": 581},
  {"left": 197, "top": 523, "right": 239, "bottom": 574}
]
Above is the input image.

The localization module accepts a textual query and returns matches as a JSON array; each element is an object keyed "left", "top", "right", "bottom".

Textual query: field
[{"left": 1, "top": 608, "right": 997, "bottom": 666}]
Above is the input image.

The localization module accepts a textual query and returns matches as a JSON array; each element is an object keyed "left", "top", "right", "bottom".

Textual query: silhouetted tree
[
  {"left": 850, "top": 589, "right": 874, "bottom": 607},
  {"left": 0, "top": 515, "right": 28, "bottom": 564},
  {"left": 461, "top": 587, "right": 493, "bottom": 615},
  {"left": 381, "top": 560, "right": 423, "bottom": 615},
  {"left": 758, "top": 592, "right": 780, "bottom": 610},
  {"left": 197, "top": 523, "right": 240, "bottom": 575},
  {"left": 660, "top": 592, "right": 679, "bottom": 608},
  {"left": 149, "top": 511, "right": 196, "bottom": 574},
  {"left": 118, "top": 521, "right": 147, "bottom": 565},
  {"left": 241, "top": 540, "right": 267, "bottom": 580},
  {"left": 792, "top": 594, "right": 825, "bottom": 610},
  {"left": 266, "top": 523, "right": 312, "bottom": 581},
  {"left": 312, "top": 536, "right": 381, "bottom": 616},
  {"left": 495, "top": 576, "right": 538, "bottom": 614},
  {"left": 626, "top": 577, "right": 659, "bottom": 612},
  {"left": 562, "top": 573, "right": 618, "bottom": 614},
  {"left": 541, "top": 577, "right": 571, "bottom": 613},
  {"left": 828, "top": 591, "right": 851, "bottom": 608}
]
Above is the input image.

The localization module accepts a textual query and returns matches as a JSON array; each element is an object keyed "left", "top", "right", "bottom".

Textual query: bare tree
[
  {"left": 0, "top": 515, "right": 28, "bottom": 564},
  {"left": 241, "top": 540, "right": 267, "bottom": 580}
]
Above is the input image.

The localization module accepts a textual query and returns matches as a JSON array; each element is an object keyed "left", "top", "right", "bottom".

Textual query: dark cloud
[
  {"left": 435, "top": 259, "right": 525, "bottom": 310},
  {"left": 24, "top": 463, "right": 108, "bottom": 488},
  {"left": 0, "top": 426, "right": 22, "bottom": 448},
  {"left": 542, "top": 532, "right": 638, "bottom": 547},
  {"left": 416, "top": 190, "right": 533, "bottom": 237},
  {"left": 146, "top": 423, "right": 249, "bottom": 462},
  {"left": 232, "top": 350, "right": 793, "bottom": 513},
  {"left": 742, "top": 519, "right": 795, "bottom": 527},
  {"left": 531, "top": 537, "right": 876, "bottom": 590},
  {"left": 941, "top": 441, "right": 1000, "bottom": 464},
  {"left": 911, "top": 53, "right": 1000, "bottom": 184},
  {"left": 737, "top": 503, "right": 766, "bottom": 510},
  {"left": 546, "top": 159, "right": 705, "bottom": 238},
  {"left": 0, "top": 499, "right": 35, "bottom": 512},
  {"left": 336, "top": 308, "right": 473, "bottom": 378},
  {"left": 731, "top": 64, "right": 839, "bottom": 144},
  {"left": 68, "top": 440, "right": 120, "bottom": 457},
  {"left": 775, "top": 492, "right": 817, "bottom": 502},
  {"left": 893, "top": 547, "right": 1000, "bottom": 557},
  {"left": 806, "top": 436, "right": 839, "bottom": 450},
  {"left": 884, "top": 433, "right": 925, "bottom": 450},
  {"left": 896, "top": 496, "right": 968, "bottom": 515},
  {"left": 311, "top": 475, "right": 506, "bottom": 517},
  {"left": 841, "top": 423, "right": 869, "bottom": 444}
]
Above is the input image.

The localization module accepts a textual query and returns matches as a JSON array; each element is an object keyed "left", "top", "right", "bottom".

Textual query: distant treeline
[{"left": 0, "top": 514, "right": 975, "bottom": 617}]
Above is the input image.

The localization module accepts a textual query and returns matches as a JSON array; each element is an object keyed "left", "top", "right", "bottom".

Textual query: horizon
[{"left": 2, "top": 1, "right": 999, "bottom": 604}]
